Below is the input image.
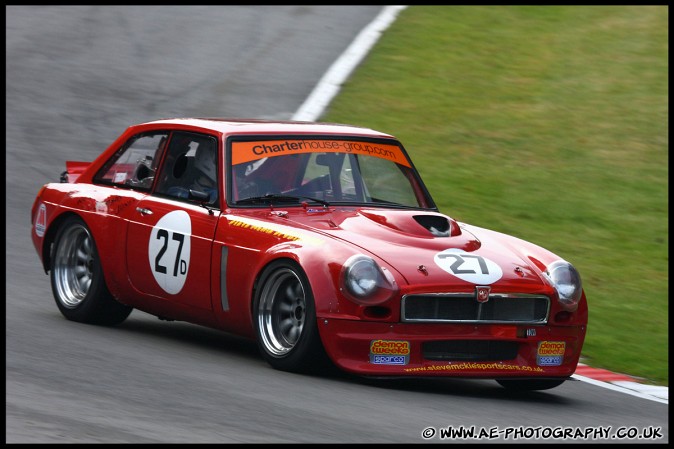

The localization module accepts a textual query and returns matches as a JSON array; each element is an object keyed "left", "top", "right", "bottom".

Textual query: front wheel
[
  {"left": 253, "top": 260, "right": 329, "bottom": 373},
  {"left": 496, "top": 379, "right": 566, "bottom": 391},
  {"left": 50, "top": 216, "right": 132, "bottom": 325}
]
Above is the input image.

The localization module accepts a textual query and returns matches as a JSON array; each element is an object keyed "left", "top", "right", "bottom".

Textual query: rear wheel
[
  {"left": 253, "top": 260, "right": 328, "bottom": 373},
  {"left": 496, "top": 379, "right": 566, "bottom": 391},
  {"left": 50, "top": 216, "right": 132, "bottom": 325}
]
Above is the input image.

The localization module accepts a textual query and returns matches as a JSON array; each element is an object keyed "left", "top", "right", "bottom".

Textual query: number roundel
[
  {"left": 434, "top": 248, "right": 503, "bottom": 284},
  {"left": 148, "top": 210, "right": 191, "bottom": 294}
]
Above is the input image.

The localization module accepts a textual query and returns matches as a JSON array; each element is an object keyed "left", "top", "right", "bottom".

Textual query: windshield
[{"left": 228, "top": 137, "right": 434, "bottom": 208}]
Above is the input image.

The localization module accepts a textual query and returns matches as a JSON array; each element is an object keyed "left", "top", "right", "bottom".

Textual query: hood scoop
[
  {"left": 357, "top": 210, "right": 461, "bottom": 238},
  {"left": 413, "top": 214, "right": 454, "bottom": 237}
]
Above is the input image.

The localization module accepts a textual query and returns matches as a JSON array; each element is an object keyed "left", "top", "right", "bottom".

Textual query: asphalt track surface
[{"left": 5, "top": 6, "right": 669, "bottom": 443}]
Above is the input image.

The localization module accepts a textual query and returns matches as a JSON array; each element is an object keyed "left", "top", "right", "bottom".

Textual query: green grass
[{"left": 322, "top": 5, "right": 669, "bottom": 385}]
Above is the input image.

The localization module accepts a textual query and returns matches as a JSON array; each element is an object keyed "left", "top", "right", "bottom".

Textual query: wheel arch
[
  {"left": 247, "top": 242, "right": 372, "bottom": 325},
  {"left": 42, "top": 211, "right": 122, "bottom": 300},
  {"left": 249, "top": 255, "right": 304, "bottom": 324},
  {"left": 248, "top": 254, "right": 332, "bottom": 372},
  {"left": 47, "top": 211, "right": 133, "bottom": 325},
  {"left": 40, "top": 211, "right": 81, "bottom": 273}
]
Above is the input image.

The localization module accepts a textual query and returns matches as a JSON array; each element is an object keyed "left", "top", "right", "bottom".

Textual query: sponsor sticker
[
  {"left": 537, "top": 341, "right": 565, "bottom": 366},
  {"left": 232, "top": 139, "right": 411, "bottom": 167},
  {"left": 34, "top": 203, "right": 47, "bottom": 237},
  {"left": 369, "top": 339, "right": 410, "bottom": 365},
  {"left": 372, "top": 355, "right": 407, "bottom": 365},
  {"left": 403, "top": 363, "right": 544, "bottom": 373},
  {"left": 95, "top": 201, "right": 108, "bottom": 214}
]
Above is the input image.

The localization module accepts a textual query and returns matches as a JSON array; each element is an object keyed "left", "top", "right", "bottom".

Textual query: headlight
[
  {"left": 341, "top": 255, "right": 397, "bottom": 305},
  {"left": 544, "top": 260, "right": 582, "bottom": 311}
]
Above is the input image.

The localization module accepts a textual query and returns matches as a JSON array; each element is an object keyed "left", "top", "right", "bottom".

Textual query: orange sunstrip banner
[{"left": 231, "top": 139, "right": 411, "bottom": 168}]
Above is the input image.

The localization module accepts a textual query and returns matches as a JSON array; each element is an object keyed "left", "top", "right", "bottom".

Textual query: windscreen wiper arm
[{"left": 236, "top": 194, "right": 330, "bottom": 208}]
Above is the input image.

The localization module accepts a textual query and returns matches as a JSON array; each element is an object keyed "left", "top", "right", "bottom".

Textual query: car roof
[{"left": 138, "top": 118, "right": 395, "bottom": 139}]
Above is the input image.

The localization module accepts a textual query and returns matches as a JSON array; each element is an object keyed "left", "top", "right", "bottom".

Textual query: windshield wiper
[
  {"left": 369, "top": 198, "right": 406, "bottom": 207},
  {"left": 236, "top": 194, "right": 330, "bottom": 208}
]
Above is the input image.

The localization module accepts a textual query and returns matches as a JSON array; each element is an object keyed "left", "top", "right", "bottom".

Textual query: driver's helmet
[{"left": 193, "top": 142, "right": 217, "bottom": 184}]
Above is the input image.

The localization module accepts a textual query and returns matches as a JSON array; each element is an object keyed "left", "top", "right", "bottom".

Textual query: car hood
[{"left": 283, "top": 208, "right": 551, "bottom": 291}]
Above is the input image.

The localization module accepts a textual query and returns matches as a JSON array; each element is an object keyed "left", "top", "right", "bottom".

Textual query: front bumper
[{"left": 317, "top": 318, "right": 586, "bottom": 378}]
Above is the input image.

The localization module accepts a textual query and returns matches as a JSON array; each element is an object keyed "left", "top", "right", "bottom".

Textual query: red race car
[{"left": 31, "top": 118, "right": 587, "bottom": 390}]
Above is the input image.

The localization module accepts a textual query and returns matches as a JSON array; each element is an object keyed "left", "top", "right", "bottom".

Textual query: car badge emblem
[{"left": 475, "top": 286, "right": 491, "bottom": 303}]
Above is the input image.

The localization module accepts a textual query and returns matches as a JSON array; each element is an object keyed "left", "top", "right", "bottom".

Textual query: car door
[{"left": 124, "top": 131, "right": 221, "bottom": 311}]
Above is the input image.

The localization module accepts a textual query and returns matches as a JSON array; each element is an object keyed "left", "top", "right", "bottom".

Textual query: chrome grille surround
[{"left": 401, "top": 292, "right": 550, "bottom": 324}]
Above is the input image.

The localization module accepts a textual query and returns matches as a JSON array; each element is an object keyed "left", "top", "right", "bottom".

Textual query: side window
[
  {"left": 155, "top": 132, "right": 219, "bottom": 205},
  {"left": 94, "top": 133, "right": 168, "bottom": 190}
]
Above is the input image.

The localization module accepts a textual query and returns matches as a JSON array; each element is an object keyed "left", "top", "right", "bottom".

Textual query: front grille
[
  {"left": 401, "top": 293, "right": 549, "bottom": 324},
  {"left": 422, "top": 340, "right": 519, "bottom": 361}
]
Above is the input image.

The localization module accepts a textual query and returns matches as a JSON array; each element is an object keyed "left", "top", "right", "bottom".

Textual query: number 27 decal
[
  {"left": 154, "top": 230, "right": 186, "bottom": 276},
  {"left": 437, "top": 253, "right": 489, "bottom": 275},
  {"left": 148, "top": 210, "right": 192, "bottom": 294},
  {"left": 434, "top": 249, "right": 503, "bottom": 284}
]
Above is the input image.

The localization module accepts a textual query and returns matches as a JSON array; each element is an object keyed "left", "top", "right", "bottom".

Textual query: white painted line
[
  {"left": 292, "top": 5, "right": 408, "bottom": 122},
  {"left": 292, "top": 5, "right": 669, "bottom": 405},
  {"left": 611, "top": 381, "right": 669, "bottom": 401},
  {"left": 572, "top": 374, "right": 668, "bottom": 404}
]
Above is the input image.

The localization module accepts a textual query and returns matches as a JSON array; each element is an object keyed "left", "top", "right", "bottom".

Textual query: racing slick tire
[
  {"left": 253, "top": 260, "right": 329, "bottom": 373},
  {"left": 496, "top": 379, "right": 566, "bottom": 391},
  {"left": 50, "top": 216, "right": 132, "bottom": 325}
]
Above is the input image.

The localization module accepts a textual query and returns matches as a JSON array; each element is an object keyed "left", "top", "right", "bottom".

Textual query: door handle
[{"left": 136, "top": 207, "right": 153, "bottom": 216}]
